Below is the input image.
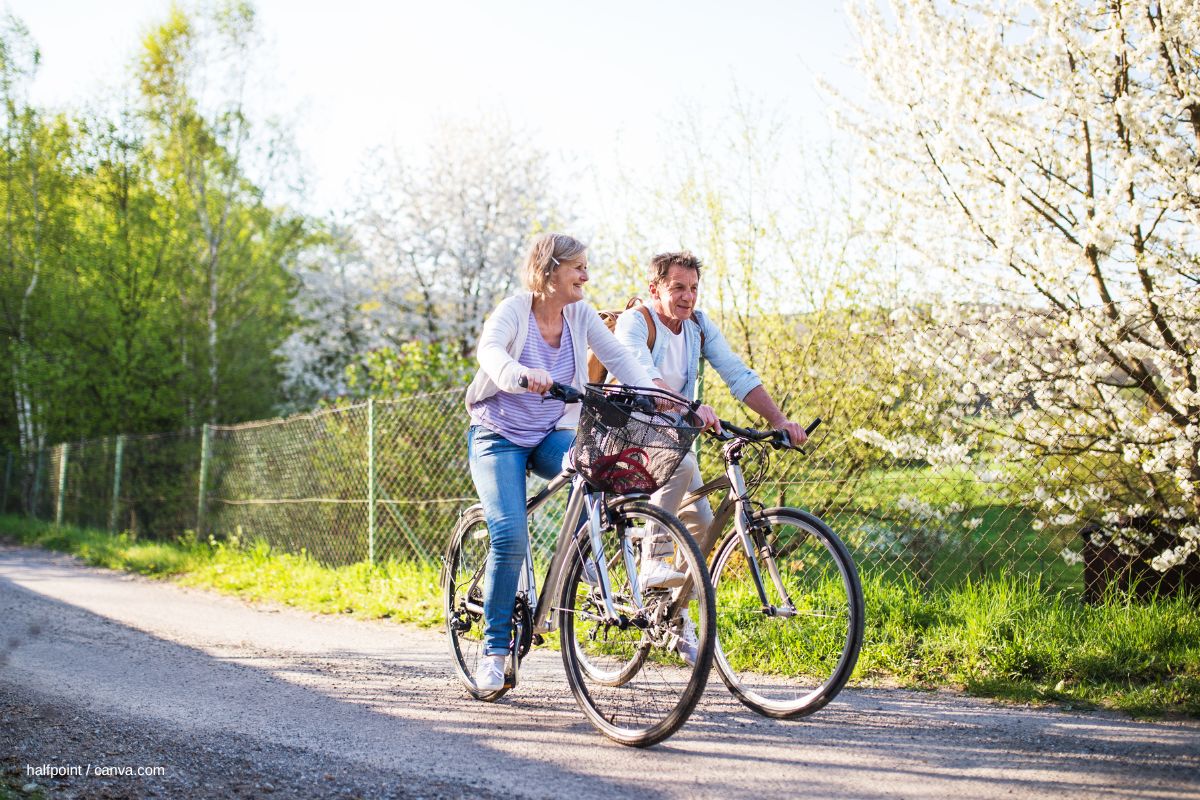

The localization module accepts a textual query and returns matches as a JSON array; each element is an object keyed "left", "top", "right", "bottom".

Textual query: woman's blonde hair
[{"left": 523, "top": 232, "right": 587, "bottom": 296}]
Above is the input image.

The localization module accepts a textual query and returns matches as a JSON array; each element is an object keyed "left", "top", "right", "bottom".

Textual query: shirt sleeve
[
  {"left": 613, "top": 306, "right": 662, "bottom": 381},
  {"left": 475, "top": 298, "right": 527, "bottom": 393},
  {"left": 697, "top": 311, "right": 762, "bottom": 401}
]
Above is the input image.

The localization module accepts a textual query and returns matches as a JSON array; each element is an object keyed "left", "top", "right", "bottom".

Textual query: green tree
[{"left": 138, "top": 1, "right": 307, "bottom": 425}]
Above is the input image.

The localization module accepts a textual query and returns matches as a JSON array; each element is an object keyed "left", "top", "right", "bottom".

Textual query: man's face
[{"left": 649, "top": 265, "right": 699, "bottom": 324}]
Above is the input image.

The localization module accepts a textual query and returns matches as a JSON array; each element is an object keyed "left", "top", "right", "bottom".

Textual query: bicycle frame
[
  {"left": 457, "top": 466, "right": 639, "bottom": 639},
  {"left": 679, "top": 439, "right": 801, "bottom": 618}
]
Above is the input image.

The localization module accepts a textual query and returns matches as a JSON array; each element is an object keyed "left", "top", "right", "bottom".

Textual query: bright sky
[{"left": 8, "top": 1, "right": 863, "bottom": 219}]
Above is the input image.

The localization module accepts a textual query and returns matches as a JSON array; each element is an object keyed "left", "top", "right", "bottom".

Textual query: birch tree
[
  {"left": 139, "top": 1, "right": 304, "bottom": 424},
  {"left": 0, "top": 16, "right": 74, "bottom": 458}
]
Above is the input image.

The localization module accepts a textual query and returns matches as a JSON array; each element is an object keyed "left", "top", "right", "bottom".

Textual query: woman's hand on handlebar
[
  {"left": 517, "top": 375, "right": 583, "bottom": 403},
  {"left": 521, "top": 368, "right": 553, "bottom": 395}
]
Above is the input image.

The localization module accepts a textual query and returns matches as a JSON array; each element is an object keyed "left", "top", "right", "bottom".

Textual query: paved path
[{"left": 2, "top": 545, "right": 1198, "bottom": 799}]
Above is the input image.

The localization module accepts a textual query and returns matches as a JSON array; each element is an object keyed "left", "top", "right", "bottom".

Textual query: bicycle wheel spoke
[
  {"left": 559, "top": 500, "right": 715, "bottom": 747},
  {"left": 711, "top": 509, "right": 863, "bottom": 718},
  {"left": 444, "top": 509, "right": 506, "bottom": 701}
]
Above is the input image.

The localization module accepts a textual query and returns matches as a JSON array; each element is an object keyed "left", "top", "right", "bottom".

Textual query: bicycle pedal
[{"left": 504, "top": 655, "right": 519, "bottom": 689}]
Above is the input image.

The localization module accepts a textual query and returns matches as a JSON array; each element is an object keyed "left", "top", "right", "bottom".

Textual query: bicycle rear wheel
[
  {"left": 710, "top": 507, "right": 863, "bottom": 718},
  {"left": 558, "top": 498, "right": 715, "bottom": 747},
  {"left": 443, "top": 506, "right": 507, "bottom": 701}
]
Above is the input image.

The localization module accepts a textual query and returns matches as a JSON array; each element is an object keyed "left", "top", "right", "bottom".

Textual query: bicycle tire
[
  {"left": 558, "top": 498, "right": 715, "bottom": 747},
  {"left": 709, "top": 507, "right": 863, "bottom": 719},
  {"left": 443, "top": 506, "right": 508, "bottom": 702}
]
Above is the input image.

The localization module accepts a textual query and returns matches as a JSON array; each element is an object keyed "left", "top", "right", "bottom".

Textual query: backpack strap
[
  {"left": 692, "top": 309, "right": 707, "bottom": 351},
  {"left": 639, "top": 304, "right": 656, "bottom": 352}
]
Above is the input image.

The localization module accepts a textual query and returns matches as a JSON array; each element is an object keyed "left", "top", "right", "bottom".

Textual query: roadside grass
[
  {"left": 3, "top": 513, "right": 1197, "bottom": 717},
  {"left": 859, "top": 573, "right": 1200, "bottom": 717},
  {"left": 0, "top": 514, "right": 442, "bottom": 628}
]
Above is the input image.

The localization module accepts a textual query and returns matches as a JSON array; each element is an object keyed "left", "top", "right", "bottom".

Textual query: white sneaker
[
  {"left": 474, "top": 654, "right": 506, "bottom": 692},
  {"left": 675, "top": 617, "right": 699, "bottom": 666},
  {"left": 639, "top": 558, "right": 685, "bottom": 591}
]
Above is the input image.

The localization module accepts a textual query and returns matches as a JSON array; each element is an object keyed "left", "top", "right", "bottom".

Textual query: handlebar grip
[
  {"left": 806, "top": 418, "right": 822, "bottom": 435},
  {"left": 517, "top": 375, "right": 582, "bottom": 403}
]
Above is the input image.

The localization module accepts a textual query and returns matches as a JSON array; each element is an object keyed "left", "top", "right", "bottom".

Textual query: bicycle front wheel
[
  {"left": 558, "top": 498, "right": 715, "bottom": 747},
  {"left": 443, "top": 506, "right": 507, "bottom": 701},
  {"left": 710, "top": 507, "right": 863, "bottom": 718}
]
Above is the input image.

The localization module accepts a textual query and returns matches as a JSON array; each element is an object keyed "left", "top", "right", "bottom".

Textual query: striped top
[{"left": 469, "top": 311, "right": 576, "bottom": 446}]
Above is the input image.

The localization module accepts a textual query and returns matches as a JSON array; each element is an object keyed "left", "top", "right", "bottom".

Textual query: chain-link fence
[{"left": 4, "top": 292, "right": 1197, "bottom": 596}]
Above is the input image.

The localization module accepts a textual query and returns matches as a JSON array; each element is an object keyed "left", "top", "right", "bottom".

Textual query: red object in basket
[{"left": 590, "top": 446, "right": 656, "bottom": 493}]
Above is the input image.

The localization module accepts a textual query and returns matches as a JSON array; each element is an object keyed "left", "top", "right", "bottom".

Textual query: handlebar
[
  {"left": 710, "top": 417, "right": 822, "bottom": 450},
  {"left": 518, "top": 376, "right": 584, "bottom": 403},
  {"left": 517, "top": 377, "right": 686, "bottom": 418}
]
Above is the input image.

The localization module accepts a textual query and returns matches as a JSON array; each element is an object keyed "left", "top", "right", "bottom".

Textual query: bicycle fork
[{"left": 725, "top": 464, "right": 800, "bottom": 619}]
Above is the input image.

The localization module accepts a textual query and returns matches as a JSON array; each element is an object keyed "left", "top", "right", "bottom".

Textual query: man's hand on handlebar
[
  {"left": 691, "top": 403, "right": 722, "bottom": 434},
  {"left": 521, "top": 368, "right": 553, "bottom": 395},
  {"left": 774, "top": 419, "right": 808, "bottom": 449}
]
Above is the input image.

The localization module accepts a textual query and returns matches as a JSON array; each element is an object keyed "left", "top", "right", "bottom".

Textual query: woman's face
[
  {"left": 649, "top": 265, "right": 699, "bottom": 325},
  {"left": 548, "top": 254, "right": 589, "bottom": 303}
]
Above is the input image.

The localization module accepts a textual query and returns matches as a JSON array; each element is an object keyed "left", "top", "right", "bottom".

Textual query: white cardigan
[{"left": 464, "top": 292, "right": 656, "bottom": 430}]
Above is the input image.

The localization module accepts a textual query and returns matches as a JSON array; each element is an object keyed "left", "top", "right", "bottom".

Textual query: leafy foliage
[{"left": 0, "top": 4, "right": 314, "bottom": 467}]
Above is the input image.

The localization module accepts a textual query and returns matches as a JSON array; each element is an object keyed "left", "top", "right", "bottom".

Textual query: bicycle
[
  {"left": 442, "top": 381, "right": 717, "bottom": 747},
  {"left": 680, "top": 417, "right": 864, "bottom": 718}
]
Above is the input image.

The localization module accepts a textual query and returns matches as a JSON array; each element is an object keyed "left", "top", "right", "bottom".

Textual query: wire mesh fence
[{"left": 4, "top": 291, "right": 1196, "bottom": 596}]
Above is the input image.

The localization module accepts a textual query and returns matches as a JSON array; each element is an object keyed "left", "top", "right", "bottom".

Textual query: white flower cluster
[
  {"left": 1151, "top": 525, "right": 1200, "bottom": 571},
  {"left": 838, "top": 0, "right": 1200, "bottom": 572}
]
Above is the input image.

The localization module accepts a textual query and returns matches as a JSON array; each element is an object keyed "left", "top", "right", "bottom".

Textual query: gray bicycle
[{"left": 442, "top": 382, "right": 717, "bottom": 747}]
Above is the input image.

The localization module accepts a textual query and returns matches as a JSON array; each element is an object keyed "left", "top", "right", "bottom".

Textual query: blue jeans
[{"left": 467, "top": 425, "right": 575, "bottom": 656}]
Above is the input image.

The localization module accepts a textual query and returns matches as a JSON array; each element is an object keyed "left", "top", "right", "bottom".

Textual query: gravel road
[{"left": 2, "top": 544, "right": 1198, "bottom": 799}]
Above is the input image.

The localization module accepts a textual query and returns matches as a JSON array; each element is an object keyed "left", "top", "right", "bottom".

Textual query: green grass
[
  {"left": 0, "top": 514, "right": 442, "bottom": 627},
  {"left": 859, "top": 573, "right": 1200, "bottom": 717},
  {"left": 3, "top": 513, "right": 1197, "bottom": 717}
]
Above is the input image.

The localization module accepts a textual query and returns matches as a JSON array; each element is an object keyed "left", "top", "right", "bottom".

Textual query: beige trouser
[{"left": 644, "top": 451, "right": 717, "bottom": 562}]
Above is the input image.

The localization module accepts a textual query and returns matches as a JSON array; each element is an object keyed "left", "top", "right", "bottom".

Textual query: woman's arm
[
  {"left": 586, "top": 308, "right": 655, "bottom": 387},
  {"left": 475, "top": 298, "right": 528, "bottom": 393}
]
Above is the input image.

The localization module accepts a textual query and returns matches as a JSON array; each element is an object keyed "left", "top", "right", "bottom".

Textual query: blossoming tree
[{"left": 839, "top": 0, "right": 1199, "bottom": 570}]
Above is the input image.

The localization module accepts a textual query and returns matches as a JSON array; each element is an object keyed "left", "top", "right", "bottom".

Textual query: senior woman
[{"left": 464, "top": 232, "right": 656, "bottom": 693}]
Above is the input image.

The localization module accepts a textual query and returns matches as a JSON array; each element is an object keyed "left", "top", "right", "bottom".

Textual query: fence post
[
  {"left": 32, "top": 449, "right": 44, "bottom": 518},
  {"left": 2, "top": 450, "right": 12, "bottom": 514},
  {"left": 55, "top": 442, "right": 69, "bottom": 526},
  {"left": 109, "top": 435, "right": 125, "bottom": 533},
  {"left": 367, "top": 398, "right": 376, "bottom": 565},
  {"left": 197, "top": 424, "right": 211, "bottom": 536}
]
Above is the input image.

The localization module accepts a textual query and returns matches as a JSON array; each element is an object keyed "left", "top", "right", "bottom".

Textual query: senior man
[{"left": 614, "top": 250, "right": 807, "bottom": 662}]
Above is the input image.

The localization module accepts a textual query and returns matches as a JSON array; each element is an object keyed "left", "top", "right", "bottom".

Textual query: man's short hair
[{"left": 649, "top": 251, "right": 703, "bottom": 284}]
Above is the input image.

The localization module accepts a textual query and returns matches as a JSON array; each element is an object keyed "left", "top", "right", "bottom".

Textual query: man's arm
[{"left": 742, "top": 385, "right": 807, "bottom": 446}]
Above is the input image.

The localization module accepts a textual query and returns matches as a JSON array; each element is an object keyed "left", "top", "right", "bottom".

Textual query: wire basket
[{"left": 572, "top": 384, "right": 701, "bottom": 494}]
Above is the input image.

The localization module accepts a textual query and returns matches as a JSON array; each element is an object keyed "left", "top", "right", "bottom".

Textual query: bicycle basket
[{"left": 572, "top": 384, "right": 701, "bottom": 494}]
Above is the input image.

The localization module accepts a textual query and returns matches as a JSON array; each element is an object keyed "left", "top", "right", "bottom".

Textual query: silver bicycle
[{"left": 442, "top": 382, "right": 717, "bottom": 747}]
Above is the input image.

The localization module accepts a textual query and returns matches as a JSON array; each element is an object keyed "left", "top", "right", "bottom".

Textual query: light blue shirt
[{"left": 614, "top": 306, "right": 761, "bottom": 402}]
